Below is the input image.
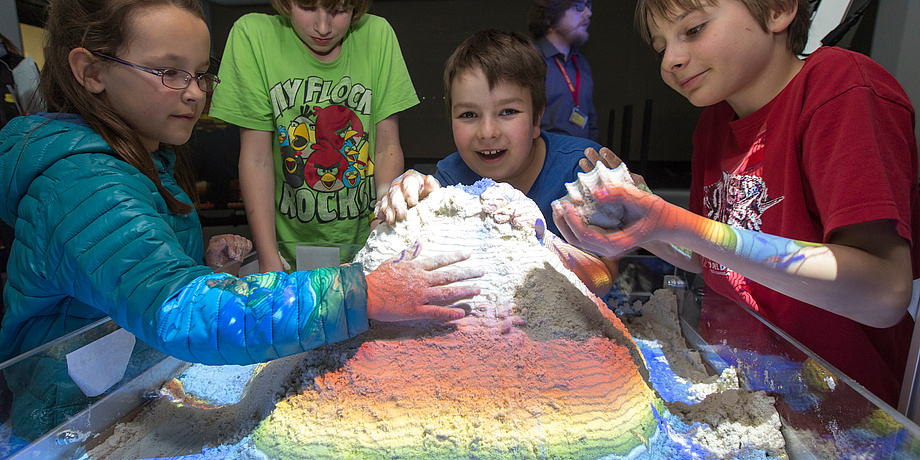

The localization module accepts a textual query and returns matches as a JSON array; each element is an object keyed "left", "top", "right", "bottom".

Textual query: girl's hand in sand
[
  {"left": 366, "top": 242, "right": 483, "bottom": 322},
  {"left": 375, "top": 170, "right": 441, "bottom": 225}
]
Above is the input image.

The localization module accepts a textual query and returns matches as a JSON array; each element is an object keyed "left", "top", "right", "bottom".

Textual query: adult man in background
[{"left": 528, "top": 0, "right": 598, "bottom": 142}]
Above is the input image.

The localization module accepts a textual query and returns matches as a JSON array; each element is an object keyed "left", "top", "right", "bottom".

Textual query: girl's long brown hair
[{"left": 41, "top": 0, "right": 204, "bottom": 214}]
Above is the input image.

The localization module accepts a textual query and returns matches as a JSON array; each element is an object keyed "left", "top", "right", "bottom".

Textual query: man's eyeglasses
[
  {"left": 93, "top": 52, "right": 220, "bottom": 93},
  {"left": 573, "top": 1, "right": 592, "bottom": 12}
]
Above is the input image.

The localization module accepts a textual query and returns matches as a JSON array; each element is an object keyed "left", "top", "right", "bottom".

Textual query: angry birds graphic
[
  {"left": 311, "top": 105, "right": 372, "bottom": 189},
  {"left": 279, "top": 105, "right": 374, "bottom": 193},
  {"left": 305, "top": 138, "right": 347, "bottom": 192},
  {"left": 277, "top": 109, "right": 316, "bottom": 189},
  {"left": 314, "top": 105, "right": 363, "bottom": 153},
  {"left": 344, "top": 138, "right": 371, "bottom": 179},
  {"left": 277, "top": 125, "right": 289, "bottom": 147},
  {"left": 343, "top": 164, "right": 360, "bottom": 188},
  {"left": 288, "top": 118, "right": 314, "bottom": 153},
  {"left": 278, "top": 125, "right": 305, "bottom": 188}
]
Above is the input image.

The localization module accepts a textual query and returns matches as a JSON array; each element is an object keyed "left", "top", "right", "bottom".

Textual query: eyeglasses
[
  {"left": 93, "top": 52, "right": 220, "bottom": 92},
  {"left": 573, "top": 1, "right": 592, "bottom": 12}
]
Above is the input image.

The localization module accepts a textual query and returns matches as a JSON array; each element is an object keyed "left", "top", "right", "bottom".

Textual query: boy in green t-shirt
[{"left": 210, "top": 0, "right": 419, "bottom": 272}]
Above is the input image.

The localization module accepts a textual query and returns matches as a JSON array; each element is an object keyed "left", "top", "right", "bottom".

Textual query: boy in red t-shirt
[{"left": 553, "top": 0, "right": 919, "bottom": 407}]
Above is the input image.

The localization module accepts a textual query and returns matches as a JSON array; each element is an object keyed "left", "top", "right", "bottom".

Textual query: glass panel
[
  {"left": 0, "top": 318, "right": 182, "bottom": 459},
  {"left": 673, "top": 270, "right": 920, "bottom": 458}
]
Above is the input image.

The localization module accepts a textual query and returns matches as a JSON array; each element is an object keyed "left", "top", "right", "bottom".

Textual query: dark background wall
[
  {"left": 5, "top": 0, "right": 883, "bottom": 212},
  {"left": 203, "top": 0, "right": 708, "bottom": 187}
]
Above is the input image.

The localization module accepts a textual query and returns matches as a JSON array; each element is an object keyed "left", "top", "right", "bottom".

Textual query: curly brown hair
[{"left": 527, "top": 0, "right": 578, "bottom": 38}]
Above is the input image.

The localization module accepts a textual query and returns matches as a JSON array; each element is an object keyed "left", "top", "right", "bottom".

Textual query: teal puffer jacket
[{"left": 0, "top": 114, "right": 370, "bottom": 365}]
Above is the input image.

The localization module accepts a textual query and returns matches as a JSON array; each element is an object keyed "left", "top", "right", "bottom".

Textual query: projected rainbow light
[
  {"left": 248, "top": 181, "right": 663, "bottom": 459},
  {"left": 252, "top": 326, "right": 660, "bottom": 459}
]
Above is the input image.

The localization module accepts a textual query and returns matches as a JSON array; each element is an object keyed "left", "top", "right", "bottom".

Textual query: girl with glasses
[{"left": 0, "top": 0, "right": 480, "bottom": 440}]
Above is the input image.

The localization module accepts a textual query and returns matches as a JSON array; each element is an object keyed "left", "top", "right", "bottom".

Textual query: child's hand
[
  {"left": 375, "top": 170, "right": 441, "bottom": 225},
  {"left": 206, "top": 234, "right": 253, "bottom": 276},
  {"left": 365, "top": 242, "right": 483, "bottom": 322},
  {"left": 580, "top": 147, "right": 649, "bottom": 189},
  {"left": 552, "top": 185, "right": 672, "bottom": 259}
]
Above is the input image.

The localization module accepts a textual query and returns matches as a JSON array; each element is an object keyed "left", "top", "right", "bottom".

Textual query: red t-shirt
[{"left": 690, "top": 46, "right": 919, "bottom": 406}]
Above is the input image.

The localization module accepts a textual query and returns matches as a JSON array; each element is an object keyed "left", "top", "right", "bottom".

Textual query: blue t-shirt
[{"left": 434, "top": 131, "right": 601, "bottom": 238}]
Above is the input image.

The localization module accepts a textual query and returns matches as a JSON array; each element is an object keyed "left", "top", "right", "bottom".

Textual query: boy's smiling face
[
  {"left": 649, "top": 0, "right": 800, "bottom": 117},
  {"left": 450, "top": 68, "right": 545, "bottom": 192}
]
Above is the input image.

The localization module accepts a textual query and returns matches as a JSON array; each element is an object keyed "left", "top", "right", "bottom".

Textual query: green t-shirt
[{"left": 210, "top": 13, "right": 419, "bottom": 263}]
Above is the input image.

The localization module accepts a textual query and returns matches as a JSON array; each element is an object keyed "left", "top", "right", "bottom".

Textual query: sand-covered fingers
[
  {"left": 410, "top": 250, "right": 475, "bottom": 271},
  {"left": 420, "top": 261, "right": 485, "bottom": 285},
  {"left": 206, "top": 234, "right": 253, "bottom": 274},
  {"left": 422, "top": 284, "right": 482, "bottom": 305},
  {"left": 407, "top": 303, "right": 469, "bottom": 321},
  {"left": 552, "top": 197, "right": 638, "bottom": 258},
  {"left": 375, "top": 170, "right": 441, "bottom": 224},
  {"left": 406, "top": 250, "right": 484, "bottom": 301},
  {"left": 579, "top": 147, "right": 624, "bottom": 172},
  {"left": 554, "top": 185, "right": 675, "bottom": 258},
  {"left": 579, "top": 148, "right": 649, "bottom": 189}
]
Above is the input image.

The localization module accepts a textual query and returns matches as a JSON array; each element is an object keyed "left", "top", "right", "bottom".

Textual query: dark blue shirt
[
  {"left": 433, "top": 131, "right": 601, "bottom": 238},
  {"left": 534, "top": 36, "right": 598, "bottom": 142}
]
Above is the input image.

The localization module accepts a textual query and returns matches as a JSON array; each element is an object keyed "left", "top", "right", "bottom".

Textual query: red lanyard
[{"left": 553, "top": 55, "right": 580, "bottom": 105}]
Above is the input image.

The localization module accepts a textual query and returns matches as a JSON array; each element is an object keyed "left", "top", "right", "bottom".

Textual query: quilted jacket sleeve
[
  {"left": 149, "top": 267, "right": 369, "bottom": 364},
  {"left": 8, "top": 123, "right": 370, "bottom": 365},
  {"left": 43, "top": 169, "right": 369, "bottom": 364}
]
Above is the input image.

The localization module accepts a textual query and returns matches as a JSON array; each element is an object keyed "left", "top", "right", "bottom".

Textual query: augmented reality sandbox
[{"left": 84, "top": 177, "right": 788, "bottom": 459}]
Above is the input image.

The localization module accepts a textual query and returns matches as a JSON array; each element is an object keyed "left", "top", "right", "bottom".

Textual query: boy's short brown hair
[
  {"left": 271, "top": 0, "right": 371, "bottom": 23},
  {"left": 635, "top": 0, "right": 811, "bottom": 55},
  {"left": 443, "top": 29, "right": 547, "bottom": 126}
]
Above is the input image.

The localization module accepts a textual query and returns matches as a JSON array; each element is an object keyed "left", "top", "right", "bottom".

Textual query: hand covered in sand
[
  {"left": 535, "top": 220, "right": 613, "bottom": 298},
  {"left": 580, "top": 147, "right": 650, "bottom": 191},
  {"left": 375, "top": 169, "right": 441, "bottom": 225},
  {"left": 553, "top": 185, "right": 676, "bottom": 259},
  {"left": 576, "top": 147, "right": 694, "bottom": 265},
  {"left": 366, "top": 242, "right": 483, "bottom": 322},
  {"left": 206, "top": 234, "right": 253, "bottom": 276}
]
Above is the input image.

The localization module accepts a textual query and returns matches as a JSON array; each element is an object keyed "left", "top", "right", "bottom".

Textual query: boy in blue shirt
[{"left": 377, "top": 29, "right": 614, "bottom": 296}]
